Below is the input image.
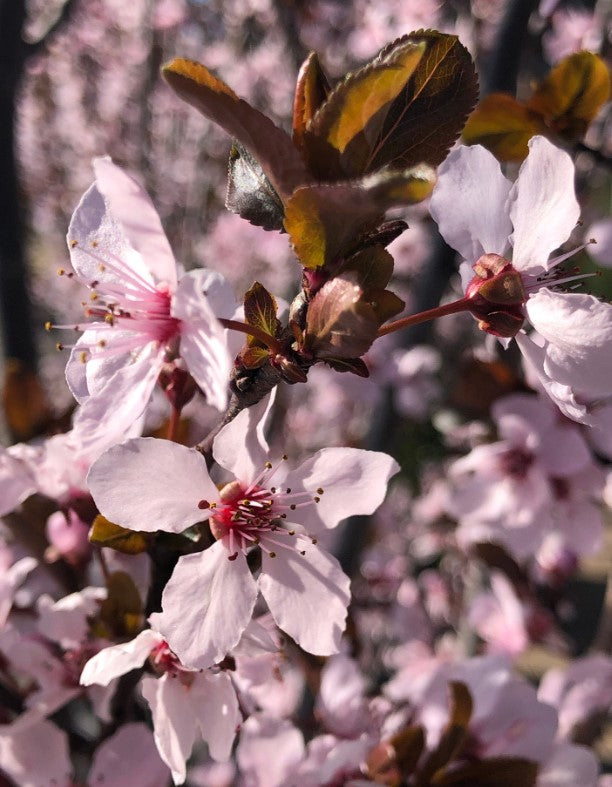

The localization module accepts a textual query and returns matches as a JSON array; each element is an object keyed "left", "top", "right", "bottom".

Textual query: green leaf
[
  {"left": 366, "top": 30, "right": 479, "bottom": 173},
  {"left": 162, "top": 58, "right": 308, "bottom": 200},
  {"left": 89, "top": 514, "right": 150, "bottom": 555},
  {"left": 243, "top": 282, "right": 280, "bottom": 342},
  {"left": 293, "top": 52, "right": 331, "bottom": 152},
  {"left": 284, "top": 166, "right": 435, "bottom": 269},
  {"left": 462, "top": 93, "right": 544, "bottom": 161},
  {"left": 226, "top": 143, "right": 285, "bottom": 231},
  {"left": 527, "top": 51, "right": 611, "bottom": 141},
  {"left": 305, "top": 275, "right": 379, "bottom": 359}
]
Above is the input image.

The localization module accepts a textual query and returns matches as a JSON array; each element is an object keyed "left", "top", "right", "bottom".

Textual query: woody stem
[{"left": 377, "top": 297, "right": 471, "bottom": 337}]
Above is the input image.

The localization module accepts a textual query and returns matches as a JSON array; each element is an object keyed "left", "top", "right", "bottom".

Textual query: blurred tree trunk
[{"left": 0, "top": 0, "right": 36, "bottom": 369}]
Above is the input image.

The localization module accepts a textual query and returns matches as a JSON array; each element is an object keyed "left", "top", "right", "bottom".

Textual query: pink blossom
[
  {"left": 468, "top": 571, "right": 530, "bottom": 656},
  {"left": 80, "top": 618, "right": 240, "bottom": 785},
  {"left": 430, "top": 136, "right": 612, "bottom": 424},
  {"left": 88, "top": 395, "right": 399, "bottom": 668},
  {"left": 57, "top": 157, "right": 235, "bottom": 424}
]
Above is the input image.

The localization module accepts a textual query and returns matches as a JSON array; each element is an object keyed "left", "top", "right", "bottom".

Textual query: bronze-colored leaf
[
  {"left": 244, "top": 282, "right": 280, "bottom": 342},
  {"left": 344, "top": 245, "right": 395, "bottom": 290},
  {"left": 226, "top": 143, "right": 285, "bottom": 231},
  {"left": 162, "top": 58, "right": 309, "bottom": 200},
  {"left": 416, "top": 681, "right": 473, "bottom": 785},
  {"left": 463, "top": 94, "right": 547, "bottom": 161},
  {"left": 433, "top": 756, "right": 539, "bottom": 786},
  {"left": 305, "top": 275, "right": 379, "bottom": 359},
  {"left": 527, "top": 51, "right": 611, "bottom": 141},
  {"left": 391, "top": 724, "right": 426, "bottom": 777},
  {"left": 324, "top": 357, "right": 370, "bottom": 377},
  {"left": 306, "top": 39, "right": 427, "bottom": 177},
  {"left": 240, "top": 345, "right": 270, "bottom": 369},
  {"left": 98, "top": 571, "right": 143, "bottom": 639},
  {"left": 2, "top": 360, "right": 50, "bottom": 441},
  {"left": 293, "top": 52, "right": 331, "bottom": 151},
  {"left": 368, "top": 288, "right": 405, "bottom": 323},
  {"left": 284, "top": 166, "right": 435, "bottom": 269},
  {"left": 366, "top": 31, "right": 479, "bottom": 172},
  {"left": 89, "top": 515, "right": 150, "bottom": 555}
]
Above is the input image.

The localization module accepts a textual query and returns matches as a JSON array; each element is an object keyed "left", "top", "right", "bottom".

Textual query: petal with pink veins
[
  {"left": 88, "top": 437, "right": 215, "bottom": 534},
  {"left": 158, "top": 541, "right": 258, "bottom": 669},
  {"left": 259, "top": 544, "right": 350, "bottom": 656}
]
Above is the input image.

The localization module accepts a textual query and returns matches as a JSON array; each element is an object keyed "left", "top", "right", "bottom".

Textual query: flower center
[
  {"left": 198, "top": 457, "right": 323, "bottom": 560},
  {"left": 47, "top": 240, "right": 180, "bottom": 361}
]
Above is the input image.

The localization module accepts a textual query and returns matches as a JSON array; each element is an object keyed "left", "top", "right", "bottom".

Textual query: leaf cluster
[{"left": 162, "top": 31, "right": 477, "bottom": 384}]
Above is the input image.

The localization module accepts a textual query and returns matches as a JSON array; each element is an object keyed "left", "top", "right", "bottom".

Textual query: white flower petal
[
  {"left": 288, "top": 447, "right": 399, "bottom": 532},
  {"left": 190, "top": 671, "right": 241, "bottom": 761},
  {"left": 88, "top": 437, "right": 216, "bottom": 534},
  {"left": 173, "top": 270, "right": 233, "bottom": 412},
  {"left": 259, "top": 545, "right": 350, "bottom": 656},
  {"left": 158, "top": 542, "right": 258, "bottom": 669},
  {"left": 93, "top": 157, "right": 177, "bottom": 287},
  {"left": 80, "top": 629, "right": 162, "bottom": 686},
  {"left": 527, "top": 289, "right": 612, "bottom": 398},
  {"left": 510, "top": 136, "right": 580, "bottom": 273},
  {"left": 88, "top": 722, "right": 170, "bottom": 787},
  {"left": 141, "top": 674, "right": 196, "bottom": 785},
  {"left": 429, "top": 144, "right": 512, "bottom": 262},
  {"left": 212, "top": 392, "right": 276, "bottom": 482}
]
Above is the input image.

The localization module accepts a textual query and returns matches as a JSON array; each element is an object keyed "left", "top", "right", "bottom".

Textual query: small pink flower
[
  {"left": 88, "top": 396, "right": 399, "bottom": 668},
  {"left": 430, "top": 136, "right": 612, "bottom": 423},
  {"left": 54, "top": 157, "right": 235, "bottom": 425}
]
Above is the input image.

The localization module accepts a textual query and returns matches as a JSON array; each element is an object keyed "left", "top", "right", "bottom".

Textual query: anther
[
  {"left": 90, "top": 292, "right": 98, "bottom": 301},
  {"left": 44, "top": 321, "right": 52, "bottom": 331},
  {"left": 270, "top": 487, "right": 276, "bottom": 493},
  {"left": 57, "top": 267, "right": 65, "bottom": 276},
  {"left": 311, "top": 538, "right": 318, "bottom": 545},
  {"left": 282, "top": 454, "right": 288, "bottom": 461},
  {"left": 300, "top": 550, "right": 306, "bottom": 556},
  {"left": 288, "top": 530, "right": 295, "bottom": 536},
  {"left": 314, "top": 496, "right": 320, "bottom": 503},
  {"left": 280, "top": 514, "right": 287, "bottom": 519},
  {"left": 70, "top": 240, "right": 78, "bottom": 248},
  {"left": 98, "top": 340, "right": 107, "bottom": 348},
  {"left": 198, "top": 500, "right": 210, "bottom": 509},
  {"left": 269, "top": 551, "right": 276, "bottom": 558},
  {"left": 55, "top": 342, "right": 64, "bottom": 351},
  {"left": 91, "top": 241, "right": 99, "bottom": 248},
  {"left": 228, "top": 552, "right": 238, "bottom": 561},
  {"left": 316, "top": 488, "right": 324, "bottom": 495},
  {"left": 265, "top": 461, "right": 272, "bottom": 469},
  {"left": 290, "top": 504, "right": 297, "bottom": 510},
  {"left": 105, "top": 314, "right": 115, "bottom": 325},
  {"left": 286, "top": 488, "right": 291, "bottom": 494},
  {"left": 79, "top": 351, "right": 88, "bottom": 363}
]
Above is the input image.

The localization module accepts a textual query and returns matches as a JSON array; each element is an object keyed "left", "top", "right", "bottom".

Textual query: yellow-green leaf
[
  {"left": 162, "top": 58, "right": 308, "bottom": 200},
  {"left": 463, "top": 93, "right": 544, "bottom": 161},
  {"left": 243, "top": 282, "right": 280, "bottom": 342},
  {"left": 89, "top": 514, "right": 150, "bottom": 555},
  {"left": 527, "top": 51, "right": 611, "bottom": 141},
  {"left": 284, "top": 166, "right": 435, "bottom": 269}
]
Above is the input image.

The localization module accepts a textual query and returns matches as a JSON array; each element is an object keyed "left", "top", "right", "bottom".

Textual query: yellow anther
[
  {"left": 70, "top": 240, "right": 78, "bottom": 248},
  {"left": 44, "top": 321, "right": 52, "bottom": 331},
  {"left": 55, "top": 342, "right": 64, "bottom": 351},
  {"left": 282, "top": 454, "right": 288, "bottom": 461},
  {"left": 57, "top": 267, "right": 65, "bottom": 276},
  {"left": 90, "top": 292, "right": 98, "bottom": 301},
  {"left": 265, "top": 461, "right": 272, "bottom": 469},
  {"left": 79, "top": 351, "right": 88, "bottom": 363}
]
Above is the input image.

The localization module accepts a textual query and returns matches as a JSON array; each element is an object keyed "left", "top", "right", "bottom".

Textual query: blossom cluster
[{"left": 0, "top": 1, "right": 611, "bottom": 785}]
